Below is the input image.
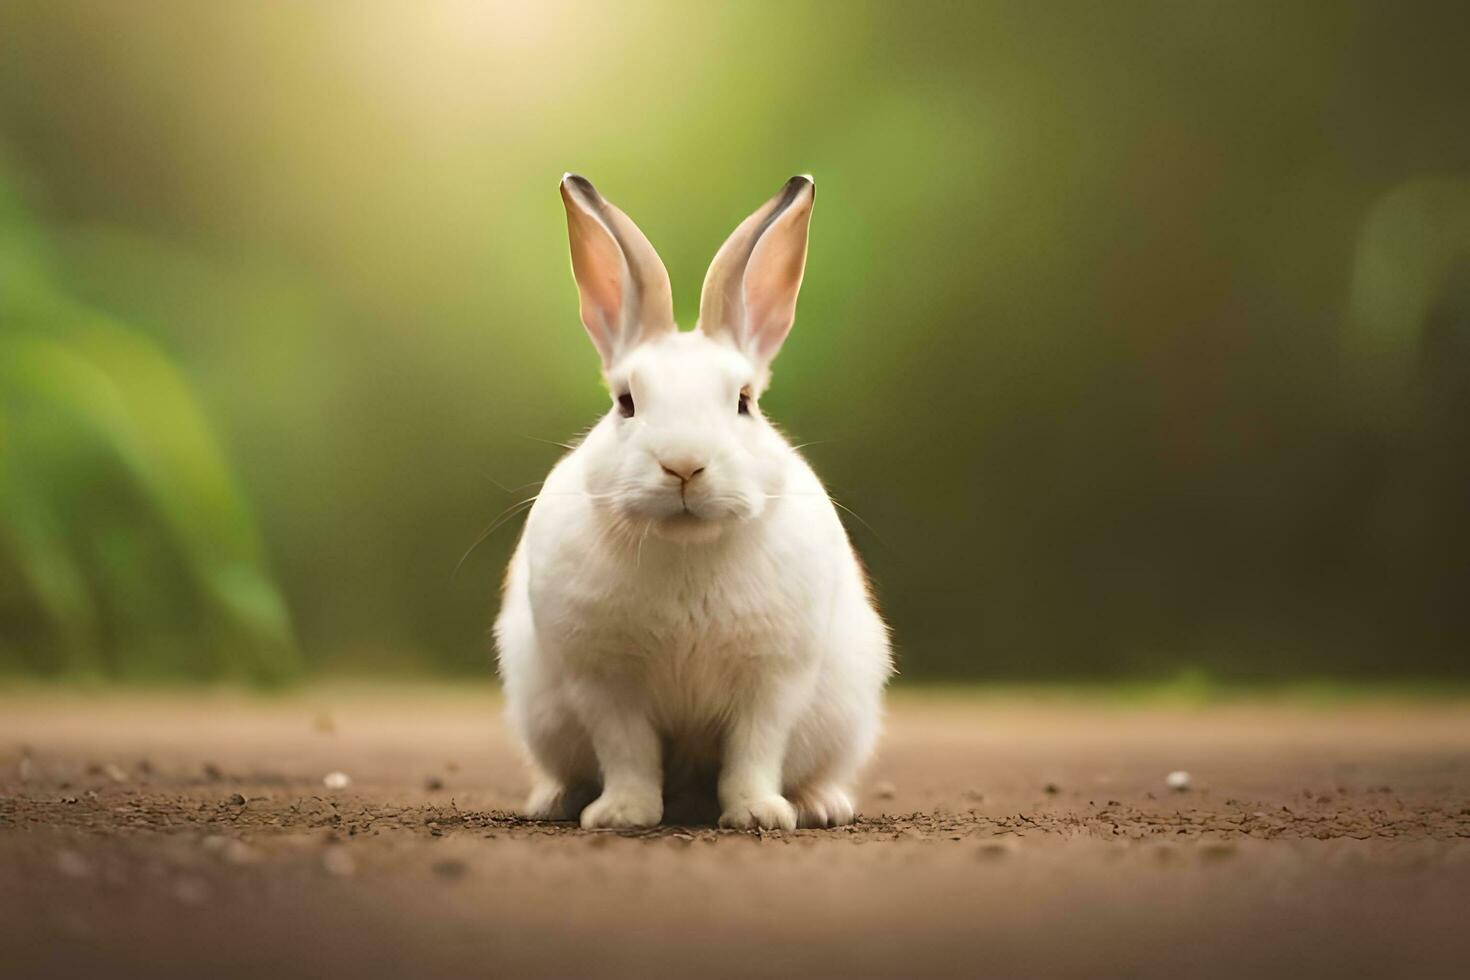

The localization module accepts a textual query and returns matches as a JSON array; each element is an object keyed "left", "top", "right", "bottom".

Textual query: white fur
[{"left": 494, "top": 177, "right": 892, "bottom": 830}]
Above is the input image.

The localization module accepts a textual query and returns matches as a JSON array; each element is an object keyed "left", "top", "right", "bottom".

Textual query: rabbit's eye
[
  {"left": 617, "top": 392, "right": 635, "bottom": 418},
  {"left": 737, "top": 388, "right": 752, "bottom": 416}
]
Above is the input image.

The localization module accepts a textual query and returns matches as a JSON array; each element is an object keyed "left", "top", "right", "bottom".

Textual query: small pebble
[
  {"left": 221, "top": 840, "right": 260, "bottom": 865},
  {"left": 1043, "top": 783, "right": 1060, "bottom": 795},
  {"left": 56, "top": 850, "right": 91, "bottom": 878},
  {"left": 871, "top": 781, "right": 897, "bottom": 800},
  {"left": 431, "top": 858, "right": 468, "bottom": 880},
  {"left": 1166, "top": 770, "right": 1192, "bottom": 792},
  {"left": 1199, "top": 842, "right": 1237, "bottom": 862},
  {"left": 173, "top": 877, "right": 210, "bottom": 905},
  {"left": 322, "top": 849, "right": 356, "bottom": 877},
  {"left": 425, "top": 777, "right": 445, "bottom": 792},
  {"left": 227, "top": 793, "right": 247, "bottom": 806},
  {"left": 975, "top": 841, "right": 1015, "bottom": 860},
  {"left": 323, "top": 771, "right": 352, "bottom": 791}
]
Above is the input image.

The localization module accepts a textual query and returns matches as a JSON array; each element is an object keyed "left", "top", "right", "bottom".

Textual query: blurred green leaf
[{"left": 0, "top": 160, "right": 298, "bottom": 682}]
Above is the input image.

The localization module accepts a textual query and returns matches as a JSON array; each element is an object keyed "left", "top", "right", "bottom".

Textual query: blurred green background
[{"left": 1, "top": 1, "right": 1467, "bottom": 684}]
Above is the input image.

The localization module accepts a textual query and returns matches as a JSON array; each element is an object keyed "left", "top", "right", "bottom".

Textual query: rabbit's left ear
[
  {"left": 560, "top": 174, "right": 675, "bottom": 370},
  {"left": 697, "top": 176, "right": 815, "bottom": 371}
]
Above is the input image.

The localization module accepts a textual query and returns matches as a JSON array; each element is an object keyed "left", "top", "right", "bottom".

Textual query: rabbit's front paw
[
  {"left": 523, "top": 778, "right": 598, "bottom": 821},
  {"left": 579, "top": 790, "right": 662, "bottom": 830},
  {"left": 792, "top": 785, "right": 855, "bottom": 828},
  {"left": 524, "top": 777, "right": 572, "bottom": 820},
  {"left": 718, "top": 795, "right": 797, "bottom": 831}
]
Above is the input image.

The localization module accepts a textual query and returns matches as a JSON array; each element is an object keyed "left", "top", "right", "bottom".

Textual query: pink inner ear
[
  {"left": 741, "top": 208, "right": 809, "bottom": 361},
  {"left": 697, "top": 177, "right": 815, "bottom": 365},
  {"left": 566, "top": 209, "right": 626, "bottom": 364}
]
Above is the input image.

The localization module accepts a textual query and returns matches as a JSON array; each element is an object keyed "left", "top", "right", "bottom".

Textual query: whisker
[
  {"left": 592, "top": 515, "right": 625, "bottom": 554},
  {"left": 827, "top": 497, "right": 886, "bottom": 548},
  {"left": 589, "top": 507, "right": 637, "bottom": 555},
  {"left": 483, "top": 474, "right": 548, "bottom": 498},
  {"left": 765, "top": 492, "right": 887, "bottom": 550},
  {"left": 534, "top": 490, "right": 620, "bottom": 499},
  {"left": 522, "top": 435, "right": 578, "bottom": 451},
  {"left": 482, "top": 473, "right": 516, "bottom": 495},
  {"left": 636, "top": 520, "right": 651, "bottom": 569},
  {"left": 453, "top": 496, "right": 539, "bottom": 579},
  {"left": 505, "top": 479, "right": 546, "bottom": 495}
]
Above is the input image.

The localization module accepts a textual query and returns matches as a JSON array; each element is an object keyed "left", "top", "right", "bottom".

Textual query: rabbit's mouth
[
  {"left": 613, "top": 476, "right": 764, "bottom": 543},
  {"left": 651, "top": 509, "right": 727, "bottom": 544}
]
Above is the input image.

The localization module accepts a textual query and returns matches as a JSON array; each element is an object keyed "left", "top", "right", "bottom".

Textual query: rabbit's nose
[{"left": 659, "top": 459, "right": 707, "bottom": 483}]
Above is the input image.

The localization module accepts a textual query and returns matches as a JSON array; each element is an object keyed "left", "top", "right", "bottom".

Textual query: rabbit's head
[{"left": 559, "top": 174, "right": 816, "bottom": 543}]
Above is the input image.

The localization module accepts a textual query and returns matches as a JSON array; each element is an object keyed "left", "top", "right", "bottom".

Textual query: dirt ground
[{"left": 2, "top": 686, "right": 1468, "bottom": 979}]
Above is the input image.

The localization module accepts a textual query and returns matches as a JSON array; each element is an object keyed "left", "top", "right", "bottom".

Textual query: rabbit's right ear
[
  {"left": 697, "top": 176, "right": 815, "bottom": 374},
  {"left": 560, "top": 174, "right": 675, "bottom": 370}
]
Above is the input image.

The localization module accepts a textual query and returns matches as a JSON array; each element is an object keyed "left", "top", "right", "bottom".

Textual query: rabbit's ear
[
  {"left": 560, "top": 174, "right": 675, "bottom": 369},
  {"left": 698, "top": 175, "right": 815, "bottom": 370}
]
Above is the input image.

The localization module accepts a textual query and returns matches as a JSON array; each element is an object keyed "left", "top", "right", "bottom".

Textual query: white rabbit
[{"left": 494, "top": 174, "right": 892, "bottom": 830}]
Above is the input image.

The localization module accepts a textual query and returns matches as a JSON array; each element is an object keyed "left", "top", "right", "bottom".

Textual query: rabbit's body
[{"left": 495, "top": 176, "right": 891, "bottom": 830}]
